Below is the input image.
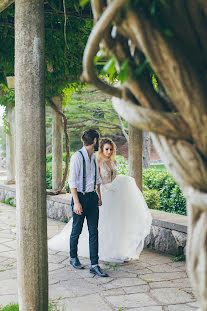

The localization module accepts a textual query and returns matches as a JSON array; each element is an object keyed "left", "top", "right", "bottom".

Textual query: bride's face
[{"left": 103, "top": 143, "right": 113, "bottom": 159}]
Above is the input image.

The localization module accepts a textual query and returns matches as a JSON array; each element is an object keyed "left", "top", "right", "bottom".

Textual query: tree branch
[
  {"left": 0, "top": 0, "right": 14, "bottom": 13},
  {"left": 113, "top": 97, "right": 192, "bottom": 142}
]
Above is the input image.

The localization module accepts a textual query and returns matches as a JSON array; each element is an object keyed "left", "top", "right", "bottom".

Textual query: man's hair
[{"left": 81, "top": 129, "right": 100, "bottom": 146}]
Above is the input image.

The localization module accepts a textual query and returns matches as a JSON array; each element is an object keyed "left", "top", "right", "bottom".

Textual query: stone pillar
[
  {"left": 52, "top": 96, "right": 63, "bottom": 190},
  {"left": 143, "top": 132, "right": 151, "bottom": 169},
  {"left": 15, "top": 0, "right": 48, "bottom": 310},
  {"left": 128, "top": 125, "right": 143, "bottom": 191},
  {"left": 6, "top": 103, "right": 15, "bottom": 184}
]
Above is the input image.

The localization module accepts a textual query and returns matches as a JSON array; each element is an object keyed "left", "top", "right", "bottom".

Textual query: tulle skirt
[{"left": 48, "top": 175, "right": 152, "bottom": 262}]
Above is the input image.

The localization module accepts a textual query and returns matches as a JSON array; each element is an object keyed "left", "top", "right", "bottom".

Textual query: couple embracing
[{"left": 49, "top": 129, "right": 152, "bottom": 277}]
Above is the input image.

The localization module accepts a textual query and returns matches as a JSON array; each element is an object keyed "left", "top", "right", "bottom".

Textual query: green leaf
[
  {"left": 133, "top": 59, "right": 149, "bottom": 79},
  {"left": 94, "top": 50, "right": 106, "bottom": 65},
  {"left": 163, "top": 28, "right": 174, "bottom": 37},
  {"left": 102, "top": 58, "right": 116, "bottom": 76},
  {"left": 151, "top": 0, "right": 156, "bottom": 15},
  {"left": 80, "top": 0, "right": 90, "bottom": 8},
  {"left": 119, "top": 60, "right": 129, "bottom": 84}
]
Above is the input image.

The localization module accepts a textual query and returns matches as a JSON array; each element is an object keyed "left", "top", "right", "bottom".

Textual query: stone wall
[
  {"left": 0, "top": 184, "right": 72, "bottom": 222},
  {"left": 0, "top": 184, "right": 187, "bottom": 255}
]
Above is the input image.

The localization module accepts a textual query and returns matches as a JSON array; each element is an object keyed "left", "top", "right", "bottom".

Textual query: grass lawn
[{"left": 150, "top": 164, "right": 166, "bottom": 170}]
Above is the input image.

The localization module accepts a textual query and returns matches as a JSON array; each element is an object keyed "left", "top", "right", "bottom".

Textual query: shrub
[
  {"left": 143, "top": 168, "right": 170, "bottom": 191},
  {"left": 143, "top": 189, "right": 160, "bottom": 210}
]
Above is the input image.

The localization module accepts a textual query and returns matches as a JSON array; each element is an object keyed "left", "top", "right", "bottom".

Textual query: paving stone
[
  {"left": 101, "top": 288, "right": 125, "bottom": 296},
  {"left": 149, "top": 278, "right": 192, "bottom": 289},
  {"left": 0, "top": 279, "right": 18, "bottom": 295},
  {"left": 105, "top": 293, "right": 157, "bottom": 308},
  {"left": 48, "top": 262, "right": 66, "bottom": 272},
  {"left": 150, "top": 288, "right": 195, "bottom": 304},
  {"left": 102, "top": 277, "right": 145, "bottom": 290},
  {"left": 168, "top": 304, "right": 196, "bottom": 311},
  {"left": 49, "top": 279, "right": 102, "bottom": 299},
  {"left": 0, "top": 268, "right": 17, "bottom": 281},
  {"left": 148, "top": 263, "right": 186, "bottom": 273},
  {"left": 126, "top": 307, "right": 162, "bottom": 311},
  {"left": 0, "top": 243, "right": 13, "bottom": 252},
  {"left": 123, "top": 284, "right": 149, "bottom": 294},
  {"left": 63, "top": 294, "right": 113, "bottom": 311},
  {"left": 187, "top": 301, "right": 200, "bottom": 308},
  {"left": 49, "top": 268, "right": 83, "bottom": 285},
  {"left": 139, "top": 271, "right": 187, "bottom": 282}
]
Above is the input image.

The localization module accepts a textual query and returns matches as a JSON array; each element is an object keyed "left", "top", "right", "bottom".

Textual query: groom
[{"left": 68, "top": 129, "right": 108, "bottom": 277}]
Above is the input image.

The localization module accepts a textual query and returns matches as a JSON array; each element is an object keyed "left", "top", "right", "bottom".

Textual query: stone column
[
  {"left": 15, "top": 0, "right": 48, "bottom": 310},
  {"left": 6, "top": 103, "right": 15, "bottom": 184},
  {"left": 128, "top": 125, "right": 143, "bottom": 191},
  {"left": 143, "top": 132, "right": 151, "bottom": 169},
  {"left": 52, "top": 96, "right": 63, "bottom": 190}
]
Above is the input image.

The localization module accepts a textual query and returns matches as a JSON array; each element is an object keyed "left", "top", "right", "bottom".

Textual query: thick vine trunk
[
  {"left": 52, "top": 96, "right": 63, "bottom": 191},
  {"left": 0, "top": 0, "right": 14, "bottom": 13},
  {"left": 81, "top": 2, "right": 207, "bottom": 310},
  {"left": 15, "top": 0, "right": 48, "bottom": 310},
  {"left": 128, "top": 125, "right": 142, "bottom": 190}
]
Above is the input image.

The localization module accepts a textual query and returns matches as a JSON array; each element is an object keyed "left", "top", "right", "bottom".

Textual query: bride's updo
[{"left": 97, "top": 137, "right": 116, "bottom": 160}]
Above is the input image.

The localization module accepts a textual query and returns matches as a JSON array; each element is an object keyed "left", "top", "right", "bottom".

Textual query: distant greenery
[{"left": 1, "top": 197, "right": 15, "bottom": 207}]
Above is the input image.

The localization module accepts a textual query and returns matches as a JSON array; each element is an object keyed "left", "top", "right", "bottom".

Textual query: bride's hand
[
  {"left": 98, "top": 198, "right": 102, "bottom": 206},
  {"left": 73, "top": 202, "right": 83, "bottom": 215}
]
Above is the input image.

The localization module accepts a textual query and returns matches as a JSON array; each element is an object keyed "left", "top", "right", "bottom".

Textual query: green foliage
[
  {"left": 143, "top": 168, "right": 187, "bottom": 215},
  {"left": 61, "top": 216, "right": 69, "bottom": 223},
  {"left": 0, "top": 2, "right": 93, "bottom": 97},
  {"left": 0, "top": 302, "right": 61, "bottom": 311},
  {"left": 0, "top": 304, "right": 19, "bottom": 311},
  {"left": 1, "top": 197, "right": 15, "bottom": 207},
  {"left": 116, "top": 155, "right": 129, "bottom": 175},
  {"left": 0, "top": 85, "right": 15, "bottom": 107},
  {"left": 171, "top": 254, "right": 186, "bottom": 262},
  {"left": 143, "top": 189, "right": 160, "bottom": 210}
]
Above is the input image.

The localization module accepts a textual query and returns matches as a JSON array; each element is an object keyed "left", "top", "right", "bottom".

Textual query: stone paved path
[{"left": 0, "top": 202, "right": 199, "bottom": 311}]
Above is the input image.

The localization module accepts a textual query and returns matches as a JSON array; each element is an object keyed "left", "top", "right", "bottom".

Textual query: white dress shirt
[{"left": 68, "top": 146, "right": 101, "bottom": 193}]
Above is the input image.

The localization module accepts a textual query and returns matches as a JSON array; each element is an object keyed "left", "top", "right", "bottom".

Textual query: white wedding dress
[{"left": 48, "top": 159, "right": 152, "bottom": 262}]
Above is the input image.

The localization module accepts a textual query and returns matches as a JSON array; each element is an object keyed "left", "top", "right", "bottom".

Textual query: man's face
[{"left": 94, "top": 137, "right": 99, "bottom": 151}]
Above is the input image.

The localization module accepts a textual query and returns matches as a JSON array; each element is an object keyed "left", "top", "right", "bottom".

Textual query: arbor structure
[
  {"left": 81, "top": 1, "right": 207, "bottom": 310},
  {"left": 15, "top": 0, "right": 47, "bottom": 309}
]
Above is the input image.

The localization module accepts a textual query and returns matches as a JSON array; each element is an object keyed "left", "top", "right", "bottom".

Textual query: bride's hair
[{"left": 97, "top": 137, "right": 116, "bottom": 160}]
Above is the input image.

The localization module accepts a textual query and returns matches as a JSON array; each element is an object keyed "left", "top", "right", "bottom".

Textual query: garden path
[{"left": 0, "top": 202, "right": 198, "bottom": 311}]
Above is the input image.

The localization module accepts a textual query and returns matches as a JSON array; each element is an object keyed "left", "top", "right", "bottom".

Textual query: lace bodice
[{"left": 99, "top": 159, "right": 117, "bottom": 184}]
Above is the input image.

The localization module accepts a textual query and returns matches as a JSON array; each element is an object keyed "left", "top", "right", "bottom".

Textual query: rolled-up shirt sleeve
[{"left": 68, "top": 153, "right": 81, "bottom": 189}]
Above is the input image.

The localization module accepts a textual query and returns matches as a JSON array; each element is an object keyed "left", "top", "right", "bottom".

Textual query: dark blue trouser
[{"left": 70, "top": 192, "right": 99, "bottom": 265}]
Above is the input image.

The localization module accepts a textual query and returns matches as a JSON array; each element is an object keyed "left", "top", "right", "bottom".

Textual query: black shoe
[
  {"left": 90, "top": 265, "right": 109, "bottom": 277},
  {"left": 70, "top": 257, "right": 84, "bottom": 270}
]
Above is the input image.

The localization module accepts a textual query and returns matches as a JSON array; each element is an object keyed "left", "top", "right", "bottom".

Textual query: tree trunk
[
  {"left": 142, "top": 131, "right": 151, "bottom": 169},
  {"left": 6, "top": 103, "right": 15, "bottom": 184},
  {"left": 52, "top": 96, "right": 63, "bottom": 191},
  {"left": 128, "top": 125, "right": 142, "bottom": 190},
  {"left": 15, "top": 0, "right": 48, "bottom": 310}
]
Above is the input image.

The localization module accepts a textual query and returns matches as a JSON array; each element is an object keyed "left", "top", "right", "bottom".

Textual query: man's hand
[{"left": 73, "top": 202, "right": 83, "bottom": 215}]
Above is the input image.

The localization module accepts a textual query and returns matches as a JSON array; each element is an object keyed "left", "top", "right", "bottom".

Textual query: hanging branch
[{"left": 46, "top": 97, "right": 70, "bottom": 195}]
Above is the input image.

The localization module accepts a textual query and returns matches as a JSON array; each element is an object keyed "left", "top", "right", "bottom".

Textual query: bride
[{"left": 48, "top": 137, "right": 152, "bottom": 262}]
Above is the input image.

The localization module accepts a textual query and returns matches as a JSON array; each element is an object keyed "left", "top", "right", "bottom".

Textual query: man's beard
[{"left": 94, "top": 141, "right": 99, "bottom": 151}]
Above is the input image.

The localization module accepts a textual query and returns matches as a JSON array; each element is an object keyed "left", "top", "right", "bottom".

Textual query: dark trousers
[{"left": 70, "top": 192, "right": 99, "bottom": 265}]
